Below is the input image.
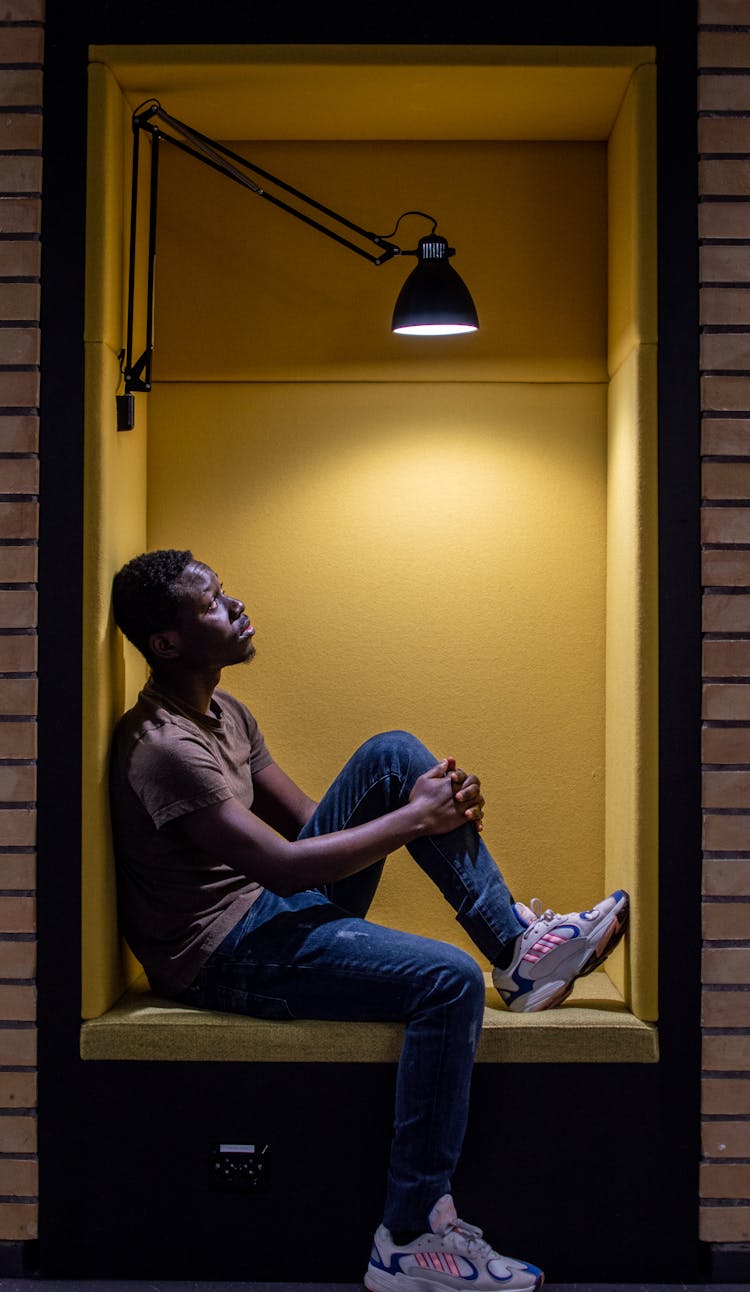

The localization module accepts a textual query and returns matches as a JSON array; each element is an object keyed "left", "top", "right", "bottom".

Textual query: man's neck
[{"left": 150, "top": 666, "right": 222, "bottom": 715}]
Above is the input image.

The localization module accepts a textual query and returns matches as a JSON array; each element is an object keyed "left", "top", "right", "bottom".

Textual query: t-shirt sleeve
[{"left": 128, "top": 727, "right": 236, "bottom": 829}]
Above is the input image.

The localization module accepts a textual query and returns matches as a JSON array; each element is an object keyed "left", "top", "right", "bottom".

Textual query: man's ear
[{"left": 149, "top": 629, "right": 181, "bottom": 661}]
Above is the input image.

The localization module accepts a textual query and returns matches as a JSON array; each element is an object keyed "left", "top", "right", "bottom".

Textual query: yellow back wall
[{"left": 148, "top": 381, "right": 606, "bottom": 959}]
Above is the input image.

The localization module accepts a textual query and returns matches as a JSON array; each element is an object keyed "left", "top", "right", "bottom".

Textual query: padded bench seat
[{"left": 81, "top": 970, "right": 658, "bottom": 1063}]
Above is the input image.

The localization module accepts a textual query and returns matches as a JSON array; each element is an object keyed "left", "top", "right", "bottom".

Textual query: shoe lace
[
  {"left": 530, "top": 896, "right": 600, "bottom": 923},
  {"left": 438, "top": 1217, "right": 493, "bottom": 1257},
  {"left": 529, "top": 897, "right": 556, "bottom": 922}
]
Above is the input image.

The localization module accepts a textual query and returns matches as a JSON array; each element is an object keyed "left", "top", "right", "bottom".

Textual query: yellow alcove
[{"left": 82, "top": 45, "right": 658, "bottom": 1051}]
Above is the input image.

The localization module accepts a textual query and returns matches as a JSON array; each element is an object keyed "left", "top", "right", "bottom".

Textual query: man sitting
[{"left": 110, "top": 548, "right": 629, "bottom": 1292}]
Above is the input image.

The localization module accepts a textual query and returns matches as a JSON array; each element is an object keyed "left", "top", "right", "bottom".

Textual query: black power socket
[{"left": 208, "top": 1142, "right": 269, "bottom": 1192}]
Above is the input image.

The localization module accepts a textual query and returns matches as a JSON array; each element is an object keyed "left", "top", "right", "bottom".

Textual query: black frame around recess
[{"left": 36, "top": 2, "right": 703, "bottom": 1281}]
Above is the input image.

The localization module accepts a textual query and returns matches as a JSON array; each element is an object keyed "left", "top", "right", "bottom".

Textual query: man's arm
[
  {"left": 251, "top": 761, "right": 318, "bottom": 840},
  {"left": 180, "top": 758, "right": 479, "bottom": 896}
]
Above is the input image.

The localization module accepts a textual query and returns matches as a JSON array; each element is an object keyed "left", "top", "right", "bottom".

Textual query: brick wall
[
  {"left": 699, "top": 0, "right": 750, "bottom": 1253},
  {"left": 0, "top": 0, "right": 42, "bottom": 1247}
]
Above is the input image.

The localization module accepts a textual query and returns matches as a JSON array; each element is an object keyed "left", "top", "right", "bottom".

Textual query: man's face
[{"left": 168, "top": 561, "right": 256, "bottom": 669}]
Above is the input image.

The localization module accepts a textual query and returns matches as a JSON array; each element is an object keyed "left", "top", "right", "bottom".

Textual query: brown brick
[
  {"left": 0, "top": 157, "right": 41, "bottom": 195},
  {"left": 0, "top": 501, "right": 37, "bottom": 539},
  {"left": 0, "top": 242, "right": 39, "bottom": 279},
  {"left": 704, "top": 947, "right": 750, "bottom": 984},
  {"left": 0, "top": 896, "right": 34, "bottom": 933},
  {"left": 705, "top": 859, "right": 750, "bottom": 897},
  {"left": 0, "top": 985, "right": 35, "bottom": 1020},
  {"left": 703, "top": 594, "right": 750, "bottom": 633},
  {"left": 704, "top": 682, "right": 750, "bottom": 718},
  {"left": 0, "top": 370, "right": 38, "bottom": 407},
  {"left": 700, "top": 202, "right": 750, "bottom": 240},
  {"left": 0, "top": 723, "right": 36, "bottom": 759},
  {"left": 0, "top": 678, "right": 36, "bottom": 714},
  {"left": 0, "top": 547, "right": 36, "bottom": 583},
  {"left": 0, "top": 71, "right": 42, "bottom": 108},
  {"left": 702, "top": 507, "right": 750, "bottom": 544},
  {"left": 0, "top": 113, "right": 41, "bottom": 151},
  {"left": 0, "top": 940, "right": 35, "bottom": 979},
  {"left": 0, "top": 1114, "right": 34, "bottom": 1155},
  {"left": 0, "top": 630, "right": 36, "bottom": 671},
  {"left": 0, "top": 200, "right": 40, "bottom": 236},
  {"left": 703, "top": 376, "right": 750, "bottom": 414},
  {"left": 702, "top": 1118, "right": 750, "bottom": 1159},
  {"left": 703, "top": 989, "right": 750, "bottom": 1026},
  {"left": 702, "top": 331, "right": 750, "bottom": 371},
  {"left": 0, "top": 0, "right": 44, "bottom": 18},
  {"left": 702, "top": 244, "right": 750, "bottom": 282},
  {"left": 0, "top": 765, "right": 35, "bottom": 802},
  {"left": 703, "top": 726, "right": 750, "bottom": 763},
  {"left": 700, "top": 1205, "right": 750, "bottom": 1242},
  {"left": 700, "top": 0, "right": 750, "bottom": 19},
  {"left": 704, "top": 902, "right": 750, "bottom": 940},
  {"left": 705, "top": 813, "right": 750, "bottom": 850},
  {"left": 0, "top": 459, "right": 38, "bottom": 494},
  {"left": 0, "top": 809, "right": 34, "bottom": 847},
  {"left": 704, "top": 1033, "right": 750, "bottom": 1069},
  {"left": 703, "top": 550, "right": 750, "bottom": 587},
  {"left": 701, "top": 1161, "right": 750, "bottom": 1198},
  {"left": 700, "top": 117, "right": 750, "bottom": 155},
  {"left": 700, "top": 74, "right": 750, "bottom": 112},
  {"left": 0, "top": 1028, "right": 34, "bottom": 1065},
  {"left": 701, "top": 286, "right": 750, "bottom": 325},
  {"left": 0, "top": 330, "right": 39, "bottom": 366},
  {"left": 0, "top": 1202, "right": 36, "bottom": 1241},
  {"left": 703, "top": 1076, "right": 750, "bottom": 1113},
  {"left": 0, "top": 28, "right": 43, "bottom": 65},
  {"left": 704, "top": 769, "right": 750, "bottom": 808},
  {"left": 700, "top": 31, "right": 750, "bottom": 69},
  {"left": 0, "top": 417, "right": 36, "bottom": 452},
  {"left": 0, "top": 590, "right": 36, "bottom": 629},
  {"left": 0, "top": 284, "right": 38, "bottom": 322},
  {"left": 700, "top": 160, "right": 750, "bottom": 199},
  {"left": 0, "top": 854, "right": 34, "bottom": 889},
  {"left": 0, "top": 1072, "right": 34, "bottom": 1107},
  {"left": 704, "top": 638, "right": 750, "bottom": 676},
  {"left": 0, "top": 1157, "right": 36, "bottom": 1196}
]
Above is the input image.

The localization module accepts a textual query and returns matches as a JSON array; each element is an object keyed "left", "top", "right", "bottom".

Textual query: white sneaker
[
  {"left": 364, "top": 1194, "right": 543, "bottom": 1292},
  {"left": 492, "top": 889, "right": 629, "bottom": 1013}
]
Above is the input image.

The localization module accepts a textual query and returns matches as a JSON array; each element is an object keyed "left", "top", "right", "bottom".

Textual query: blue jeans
[{"left": 181, "top": 731, "right": 524, "bottom": 1232}]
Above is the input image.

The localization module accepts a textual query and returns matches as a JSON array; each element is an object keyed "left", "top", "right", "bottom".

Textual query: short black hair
[{"left": 112, "top": 549, "right": 194, "bottom": 663}]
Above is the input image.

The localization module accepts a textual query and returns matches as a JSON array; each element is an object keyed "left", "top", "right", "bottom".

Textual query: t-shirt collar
[{"left": 143, "top": 676, "right": 224, "bottom": 731}]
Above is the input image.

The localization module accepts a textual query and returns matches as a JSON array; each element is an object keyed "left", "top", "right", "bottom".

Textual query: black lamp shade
[{"left": 392, "top": 235, "right": 479, "bottom": 336}]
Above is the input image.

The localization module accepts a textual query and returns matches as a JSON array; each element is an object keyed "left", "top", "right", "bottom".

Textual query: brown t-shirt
[{"left": 109, "top": 678, "right": 274, "bottom": 996}]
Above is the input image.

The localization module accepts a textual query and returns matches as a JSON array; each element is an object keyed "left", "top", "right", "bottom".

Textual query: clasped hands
[{"left": 408, "top": 756, "right": 485, "bottom": 836}]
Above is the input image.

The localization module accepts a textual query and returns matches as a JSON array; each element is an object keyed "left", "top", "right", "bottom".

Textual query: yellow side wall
[
  {"left": 82, "top": 66, "right": 148, "bottom": 1018},
  {"left": 608, "top": 65, "right": 658, "bottom": 374},
  {"left": 605, "top": 65, "right": 659, "bottom": 1019}
]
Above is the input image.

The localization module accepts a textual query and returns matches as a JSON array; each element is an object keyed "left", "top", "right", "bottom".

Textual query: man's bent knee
[{"left": 357, "top": 730, "right": 435, "bottom": 780}]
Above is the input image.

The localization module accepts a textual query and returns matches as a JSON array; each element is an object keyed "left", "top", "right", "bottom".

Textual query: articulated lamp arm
[{"left": 119, "top": 100, "right": 477, "bottom": 426}]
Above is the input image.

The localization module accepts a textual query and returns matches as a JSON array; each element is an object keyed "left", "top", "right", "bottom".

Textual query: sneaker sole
[
  {"left": 510, "top": 894, "right": 630, "bottom": 1013},
  {"left": 576, "top": 894, "right": 629, "bottom": 979}
]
